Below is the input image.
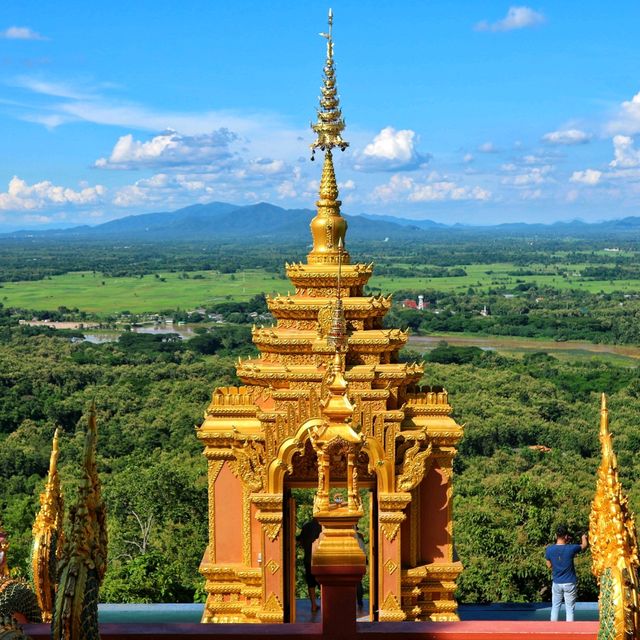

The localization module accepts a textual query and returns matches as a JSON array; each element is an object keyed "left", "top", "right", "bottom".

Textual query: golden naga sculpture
[
  {"left": 589, "top": 393, "right": 640, "bottom": 640},
  {"left": 32, "top": 429, "right": 64, "bottom": 623},
  {"left": 52, "top": 408, "right": 107, "bottom": 640},
  {"left": 197, "top": 9, "right": 463, "bottom": 625}
]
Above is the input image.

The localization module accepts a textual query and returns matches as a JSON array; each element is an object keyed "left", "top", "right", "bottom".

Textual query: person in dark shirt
[
  {"left": 297, "top": 518, "right": 322, "bottom": 613},
  {"left": 544, "top": 525, "right": 588, "bottom": 621}
]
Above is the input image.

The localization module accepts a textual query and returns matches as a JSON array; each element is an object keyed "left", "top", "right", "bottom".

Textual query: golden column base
[{"left": 311, "top": 508, "right": 366, "bottom": 636}]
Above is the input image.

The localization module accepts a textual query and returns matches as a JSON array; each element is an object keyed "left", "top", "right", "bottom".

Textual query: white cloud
[
  {"left": 610, "top": 135, "right": 640, "bottom": 168},
  {"left": 463, "top": 153, "right": 474, "bottom": 163},
  {"left": 570, "top": 169, "right": 602, "bottom": 185},
  {"left": 13, "top": 77, "right": 91, "bottom": 100},
  {"left": 355, "top": 127, "right": 429, "bottom": 171},
  {"left": 111, "top": 156, "right": 296, "bottom": 209},
  {"left": 475, "top": 6, "right": 545, "bottom": 32},
  {"left": 245, "top": 158, "right": 287, "bottom": 176},
  {"left": 522, "top": 154, "right": 545, "bottom": 164},
  {"left": 542, "top": 128, "right": 591, "bottom": 145},
  {"left": 502, "top": 165, "right": 554, "bottom": 186},
  {"left": 607, "top": 92, "right": 640, "bottom": 136},
  {"left": 372, "top": 174, "right": 490, "bottom": 203},
  {"left": 410, "top": 182, "right": 491, "bottom": 202},
  {"left": 12, "top": 75, "right": 306, "bottom": 159},
  {"left": 1, "top": 26, "right": 47, "bottom": 40},
  {"left": 95, "top": 129, "right": 239, "bottom": 169},
  {"left": 276, "top": 181, "right": 297, "bottom": 199},
  {"left": 0, "top": 176, "right": 106, "bottom": 211},
  {"left": 478, "top": 142, "right": 499, "bottom": 153}
]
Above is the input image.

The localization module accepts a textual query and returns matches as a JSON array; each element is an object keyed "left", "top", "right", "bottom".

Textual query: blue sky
[{"left": 1, "top": 1, "right": 640, "bottom": 228}]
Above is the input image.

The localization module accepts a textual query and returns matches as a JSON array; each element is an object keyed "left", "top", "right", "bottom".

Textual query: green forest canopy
[{"left": 0, "top": 325, "right": 635, "bottom": 604}]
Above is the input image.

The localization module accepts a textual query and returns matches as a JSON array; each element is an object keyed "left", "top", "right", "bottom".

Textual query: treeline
[
  {"left": 0, "top": 241, "right": 296, "bottom": 282},
  {"left": 385, "top": 285, "right": 640, "bottom": 344},
  {"left": 0, "top": 329, "right": 637, "bottom": 604},
  {"left": 374, "top": 265, "right": 467, "bottom": 278},
  {"left": 0, "top": 236, "right": 638, "bottom": 283}
]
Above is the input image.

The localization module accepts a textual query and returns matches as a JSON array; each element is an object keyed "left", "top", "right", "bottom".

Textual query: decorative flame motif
[
  {"left": 32, "top": 429, "right": 64, "bottom": 623},
  {"left": 589, "top": 393, "right": 640, "bottom": 640},
  {"left": 52, "top": 406, "right": 107, "bottom": 640}
]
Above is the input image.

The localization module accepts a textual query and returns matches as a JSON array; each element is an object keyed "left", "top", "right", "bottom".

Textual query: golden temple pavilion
[{"left": 196, "top": 10, "right": 463, "bottom": 624}]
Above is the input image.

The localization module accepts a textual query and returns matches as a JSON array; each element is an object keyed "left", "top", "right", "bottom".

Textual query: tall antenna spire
[{"left": 308, "top": 9, "right": 351, "bottom": 265}]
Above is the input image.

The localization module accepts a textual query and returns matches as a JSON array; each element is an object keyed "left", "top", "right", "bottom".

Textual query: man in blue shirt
[{"left": 544, "top": 525, "right": 588, "bottom": 621}]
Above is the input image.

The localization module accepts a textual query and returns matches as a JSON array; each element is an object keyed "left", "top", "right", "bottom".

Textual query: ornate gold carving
[
  {"left": 385, "top": 559, "right": 398, "bottom": 575},
  {"left": 266, "top": 560, "right": 280, "bottom": 575},
  {"left": 229, "top": 439, "right": 266, "bottom": 493},
  {"left": 207, "top": 459, "right": 224, "bottom": 563},
  {"left": 396, "top": 440, "right": 433, "bottom": 492},
  {"left": 380, "top": 512, "right": 405, "bottom": 542},
  {"left": 242, "top": 488, "right": 251, "bottom": 566},
  {"left": 590, "top": 394, "right": 639, "bottom": 640},
  {"left": 379, "top": 493, "right": 411, "bottom": 513},
  {"left": 379, "top": 592, "right": 405, "bottom": 622},
  {"left": 258, "top": 593, "right": 284, "bottom": 623},
  {"left": 317, "top": 303, "right": 334, "bottom": 338},
  {"left": 255, "top": 511, "right": 282, "bottom": 542}
]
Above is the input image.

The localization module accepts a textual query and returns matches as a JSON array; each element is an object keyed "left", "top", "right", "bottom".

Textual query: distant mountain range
[{"left": 4, "top": 201, "right": 640, "bottom": 243}]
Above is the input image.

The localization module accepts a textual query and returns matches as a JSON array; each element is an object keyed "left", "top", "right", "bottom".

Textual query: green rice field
[
  {"left": 0, "top": 270, "right": 292, "bottom": 314},
  {"left": 370, "top": 262, "right": 640, "bottom": 294},
  {"left": 1, "top": 260, "right": 639, "bottom": 315}
]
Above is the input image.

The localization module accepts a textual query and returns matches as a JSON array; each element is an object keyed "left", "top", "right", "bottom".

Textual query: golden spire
[
  {"left": 32, "top": 428, "right": 64, "bottom": 623},
  {"left": 589, "top": 393, "right": 640, "bottom": 639},
  {"left": 308, "top": 9, "right": 351, "bottom": 265}
]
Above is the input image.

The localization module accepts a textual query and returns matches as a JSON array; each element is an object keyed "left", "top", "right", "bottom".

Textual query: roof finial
[
  {"left": 311, "top": 8, "right": 348, "bottom": 159},
  {"left": 308, "top": 10, "right": 351, "bottom": 265}
]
